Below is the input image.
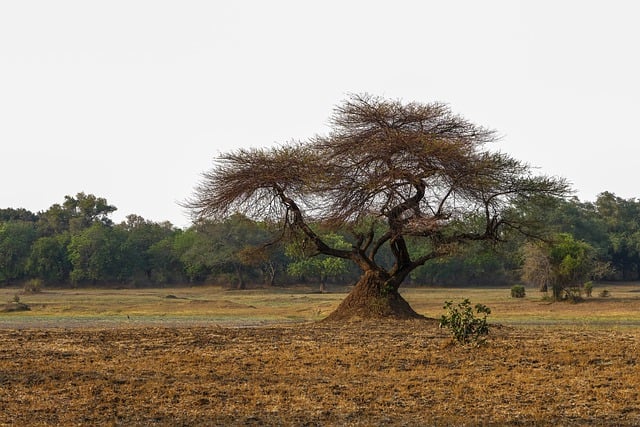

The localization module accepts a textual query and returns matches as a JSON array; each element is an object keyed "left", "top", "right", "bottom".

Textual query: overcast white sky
[{"left": 2, "top": 1, "right": 639, "bottom": 228}]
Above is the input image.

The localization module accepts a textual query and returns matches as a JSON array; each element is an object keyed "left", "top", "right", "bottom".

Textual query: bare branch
[{"left": 186, "top": 94, "right": 570, "bottom": 280}]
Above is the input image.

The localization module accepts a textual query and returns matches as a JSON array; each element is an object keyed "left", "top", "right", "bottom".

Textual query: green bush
[
  {"left": 439, "top": 299, "right": 491, "bottom": 345},
  {"left": 583, "top": 281, "right": 593, "bottom": 297},
  {"left": 511, "top": 285, "right": 526, "bottom": 298}
]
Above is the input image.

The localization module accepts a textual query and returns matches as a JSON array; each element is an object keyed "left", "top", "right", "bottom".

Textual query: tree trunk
[
  {"left": 234, "top": 263, "right": 246, "bottom": 290},
  {"left": 323, "top": 270, "right": 424, "bottom": 321},
  {"left": 265, "top": 262, "right": 276, "bottom": 287}
]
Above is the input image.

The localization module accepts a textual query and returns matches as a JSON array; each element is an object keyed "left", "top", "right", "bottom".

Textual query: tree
[
  {"left": 173, "top": 228, "right": 209, "bottom": 282},
  {"left": 117, "top": 215, "right": 178, "bottom": 285},
  {"left": 594, "top": 192, "right": 640, "bottom": 280},
  {"left": 0, "top": 208, "right": 38, "bottom": 223},
  {"left": 147, "top": 232, "right": 185, "bottom": 285},
  {"left": 186, "top": 94, "right": 568, "bottom": 320},
  {"left": 286, "top": 231, "right": 350, "bottom": 292},
  {"left": 0, "top": 221, "right": 37, "bottom": 283},
  {"left": 26, "top": 234, "right": 71, "bottom": 284},
  {"left": 177, "top": 214, "right": 273, "bottom": 288},
  {"left": 521, "top": 241, "right": 553, "bottom": 293},
  {"left": 37, "top": 193, "right": 117, "bottom": 236},
  {"left": 67, "top": 222, "right": 128, "bottom": 285},
  {"left": 521, "top": 233, "right": 597, "bottom": 301}
]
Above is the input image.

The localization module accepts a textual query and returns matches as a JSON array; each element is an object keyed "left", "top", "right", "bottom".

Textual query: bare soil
[{"left": 1, "top": 320, "right": 639, "bottom": 426}]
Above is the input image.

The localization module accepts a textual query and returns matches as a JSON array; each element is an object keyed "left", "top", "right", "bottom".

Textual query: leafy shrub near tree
[{"left": 439, "top": 299, "right": 491, "bottom": 345}]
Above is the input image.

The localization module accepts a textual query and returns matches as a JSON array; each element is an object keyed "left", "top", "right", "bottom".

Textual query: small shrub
[
  {"left": 23, "top": 278, "right": 43, "bottom": 294},
  {"left": 583, "top": 281, "right": 594, "bottom": 297},
  {"left": 511, "top": 285, "right": 526, "bottom": 298},
  {"left": 2, "top": 294, "right": 30, "bottom": 313},
  {"left": 439, "top": 299, "right": 491, "bottom": 345},
  {"left": 565, "top": 286, "right": 583, "bottom": 303},
  {"left": 599, "top": 289, "right": 610, "bottom": 298},
  {"left": 540, "top": 292, "right": 553, "bottom": 302}
]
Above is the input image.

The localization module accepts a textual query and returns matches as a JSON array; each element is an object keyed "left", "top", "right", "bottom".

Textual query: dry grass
[
  {"left": 1, "top": 322, "right": 639, "bottom": 426},
  {"left": 2, "top": 283, "right": 640, "bottom": 327},
  {"left": 1, "top": 284, "right": 640, "bottom": 425}
]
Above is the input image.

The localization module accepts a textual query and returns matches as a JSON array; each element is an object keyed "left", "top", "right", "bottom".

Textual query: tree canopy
[{"left": 187, "top": 94, "right": 569, "bottom": 320}]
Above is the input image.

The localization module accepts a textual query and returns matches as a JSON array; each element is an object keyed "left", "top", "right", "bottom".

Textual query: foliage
[
  {"left": 175, "top": 214, "right": 277, "bottom": 288},
  {"left": 439, "top": 299, "right": 491, "bottom": 345},
  {"left": 0, "top": 208, "right": 38, "bottom": 223},
  {"left": 286, "top": 231, "right": 351, "bottom": 292},
  {"left": 510, "top": 285, "right": 526, "bottom": 298},
  {"left": 67, "top": 223, "right": 128, "bottom": 284},
  {"left": 583, "top": 281, "right": 593, "bottom": 297},
  {"left": 521, "top": 234, "right": 597, "bottom": 301},
  {"left": 5, "top": 188, "right": 640, "bottom": 291},
  {"left": 410, "top": 240, "right": 519, "bottom": 286},
  {"left": 26, "top": 234, "right": 71, "bottom": 284},
  {"left": 0, "top": 220, "right": 37, "bottom": 283}
]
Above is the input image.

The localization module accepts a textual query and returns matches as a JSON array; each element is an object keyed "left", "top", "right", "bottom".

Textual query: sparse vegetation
[
  {"left": 23, "top": 278, "right": 43, "bottom": 294},
  {"left": 510, "top": 284, "right": 526, "bottom": 298},
  {"left": 1, "top": 322, "right": 640, "bottom": 426},
  {"left": 439, "top": 299, "right": 491, "bottom": 345},
  {"left": 1, "top": 285, "right": 640, "bottom": 424},
  {"left": 584, "top": 280, "right": 594, "bottom": 297},
  {"left": 2, "top": 293, "right": 30, "bottom": 312}
]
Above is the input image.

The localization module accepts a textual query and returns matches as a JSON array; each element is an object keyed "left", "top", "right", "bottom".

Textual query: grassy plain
[{"left": 1, "top": 284, "right": 640, "bottom": 425}]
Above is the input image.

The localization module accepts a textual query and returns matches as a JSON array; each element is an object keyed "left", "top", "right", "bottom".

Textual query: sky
[{"left": 1, "top": 1, "right": 639, "bottom": 228}]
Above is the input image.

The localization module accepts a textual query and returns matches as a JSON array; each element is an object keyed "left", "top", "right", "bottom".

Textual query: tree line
[
  {"left": 1, "top": 191, "right": 640, "bottom": 291},
  {"left": 0, "top": 192, "right": 348, "bottom": 289}
]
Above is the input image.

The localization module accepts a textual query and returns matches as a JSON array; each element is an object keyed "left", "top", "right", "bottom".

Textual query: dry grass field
[{"left": 1, "top": 284, "right": 640, "bottom": 425}]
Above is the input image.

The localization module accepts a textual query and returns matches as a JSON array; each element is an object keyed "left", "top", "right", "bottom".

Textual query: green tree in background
[
  {"left": 177, "top": 214, "right": 273, "bottom": 288},
  {"left": 0, "top": 221, "right": 37, "bottom": 283},
  {"left": 0, "top": 208, "right": 37, "bottom": 223},
  {"left": 286, "top": 232, "right": 351, "bottom": 292},
  {"left": 68, "top": 222, "right": 128, "bottom": 285},
  {"left": 117, "top": 214, "right": 179, "bottom": 285},
  {"left": 522, "top": 233, "right": 597, "bottom": 301},
  {"left": 147, "top": 231, "right": 186, "bottom": 285},
  {"left": 26, "top": 234, "right": 71, "bottom": 284},
  {"left": 37, "top": 192, "right": 117, "bottom": 236},
  {"left": 594, "top": 192, "right": 640, "bottom": 280}
]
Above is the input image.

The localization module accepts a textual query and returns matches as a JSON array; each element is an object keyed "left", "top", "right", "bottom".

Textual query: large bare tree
[{"left": 187, "top": 94, "right": 568, "bottom": 320}]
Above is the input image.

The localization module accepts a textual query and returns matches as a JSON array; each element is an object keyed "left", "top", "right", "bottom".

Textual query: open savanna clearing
[
  {"left": 1, "top": 284, "right": 640, "bottom": 425},
  {"left": 2, "top": 283, "right": 640, "bottom": 327}
]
